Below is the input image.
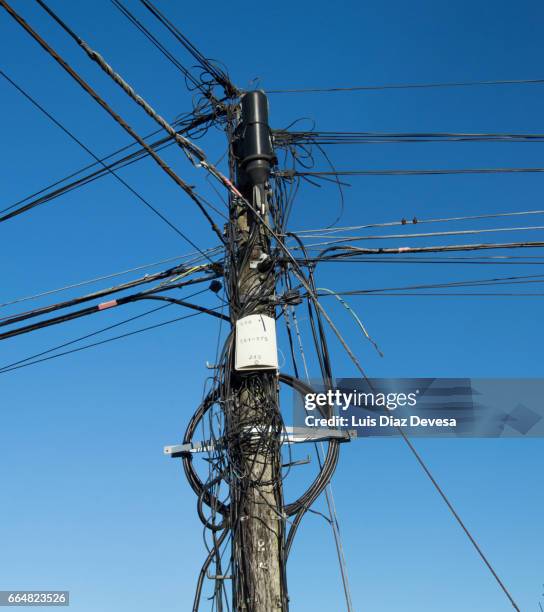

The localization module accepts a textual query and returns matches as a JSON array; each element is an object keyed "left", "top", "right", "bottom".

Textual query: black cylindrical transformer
[{"left": 239, "top": 90, "right": 275, "bottom": 187}]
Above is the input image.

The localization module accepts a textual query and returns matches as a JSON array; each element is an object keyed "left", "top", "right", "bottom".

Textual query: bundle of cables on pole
[
  {"left": 181, "top": 166, "right": 342, "bottom": 610},
  {"left": 182, "top": 369, "right": 341, "bottom": 611}
]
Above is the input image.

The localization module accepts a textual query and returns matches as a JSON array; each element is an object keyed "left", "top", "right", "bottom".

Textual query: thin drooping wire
[
  {"left": 1, "top": 304, "right": 169, "bottom": 372},
  {"left": 0, "top": 308, "right": 213, "bottom": 375},
  {"left": 0, "top": 113, "right": 220, "bottom": 224},
  {"left": 285, "top": 305, "right": 354, "bottom": 612},
  {"left": 317, "top": 287, "right": 383, "bottom": 356},
  {"left": 400, "top": 433, "right": 520, "bottom": 611},
  {"left": 0, "top": 106, "right": 219, "bottom": 218},
  {"left": 0, "top": 118, "right": 164, "bottom": 215},
  {"left": 0, "top": 68, "right": 212, "bottom": 258},
  {"left": 266, "top": 77, "right": 544, "bottom": 94},
  {"left": 286, "top": 167, "right": 544, "bottom": 178}
]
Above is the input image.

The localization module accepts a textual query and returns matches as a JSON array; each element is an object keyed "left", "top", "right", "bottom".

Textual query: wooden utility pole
[{"left": 227, "top": 91, "right": 287, "bottom": 611}]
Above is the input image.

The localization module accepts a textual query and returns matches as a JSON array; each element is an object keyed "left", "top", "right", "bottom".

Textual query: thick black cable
[
  {"left": 311, "top": 241, "right": 544, "bottom": 261},
  {"left": 308, "top": 256, "right": 544, "bottom": 266},
  {"left": 132, "top": 295, "right": 229, "bottom": 321},
  {"left": 0, "top": 274, "right": 224, "bottom": 341},
  {"left": 0, "top": 265, "right": 217, "bottom": 328}
]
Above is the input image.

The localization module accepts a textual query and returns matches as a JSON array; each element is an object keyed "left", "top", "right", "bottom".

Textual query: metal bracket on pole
[{"left": 164, "top": 426, "right": 355, "bottom": 457}]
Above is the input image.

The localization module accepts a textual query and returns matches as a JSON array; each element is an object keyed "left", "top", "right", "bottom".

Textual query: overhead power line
[
  {"left": 0, "top": 264, "right": 219, "bottom": 327},
  {"left": 138, "top": 0, "right": 239, "bottom": 98},
  {"left": 295, "top": 224, "right": 544, "bottom": 250},
  {"left": 1, "top": 86, "right": 222, "bottom": 217},
  {"left": 0, "top": 109, "right": 219, "bottom": 223},
  {"left": 0, "top": 69, "right": 212, "bottom": 256},
  {"left": 2, "top": 3, "right": 526, "bottom": 608},
  {"left": 0, "top": 286, "right": 212, "bottom": 373},
  {"left": 313, "top": 273, "right": 544, "bottom": 296},
  {"left": 0, "top": 273, "right": 226, "bottom": 341},
  {"left": 1, "top": 0, "right": 225, "bottom": 244},
  {"left": 0, "top": 308, "right": 213, "bottom": 375},
  {"left": 0, "top": 263, "right": 218, "bottom": 328},
  {"left": 110, "top": 0, "right": 208, "bottom": 95},
  {"left": 266, "top": 77, "right": 544, "bottom": 94},
  {"left": 274, "top": 130, "right": 544, "bottom": 145},
  {"left": 282, "top": 168, "right": 544, "bottom": 178},
  {"left": 34, "top": 0, "right": 251, "bottom": 232},
  {"left": 310, "top": 240, "right": 544, "bottom": 261},
  {"left": 1, "top": 303, "right": 171, "bottom": 373},
  {"left": 0, "top": 248, "right": 222, "bottom": 310},
  {"left": 311, "top": 256, "right": 544, "bottom": 266},
  {"left": 315, "top": 292, "right": 544, "bottom": 297},
  {"left": 293, "top": 209, "right": 544, "bottom": 235}
]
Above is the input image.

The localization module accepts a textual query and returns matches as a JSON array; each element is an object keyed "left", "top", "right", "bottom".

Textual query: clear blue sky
[{"left": 1, "top": 1, "right": 543, "bottom": 611}]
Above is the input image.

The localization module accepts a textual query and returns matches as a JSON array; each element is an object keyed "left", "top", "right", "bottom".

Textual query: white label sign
[{"left": 235, "top": 314, "right": 278, "bottom": 371}]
